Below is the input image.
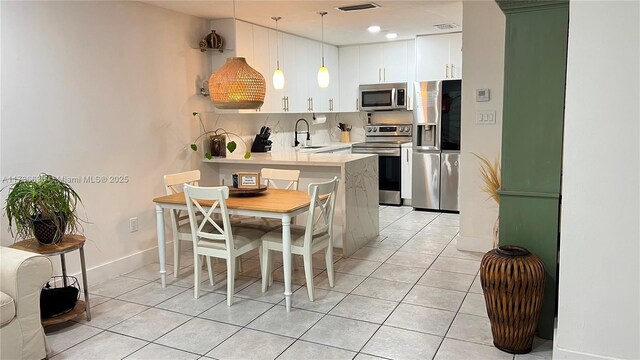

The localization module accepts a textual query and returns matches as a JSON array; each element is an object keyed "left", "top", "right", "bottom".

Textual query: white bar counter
[{"left": 201, "top": 152, "right": 379, "bottom": 257}]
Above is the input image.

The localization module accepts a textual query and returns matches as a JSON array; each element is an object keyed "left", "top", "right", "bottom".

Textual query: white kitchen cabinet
[
  {"left": 252, "top": 25, "right": 271, "bottom": 113},
  {"left": 406, "top": 39, "right": 416, "bottom": 110},
  {"left": 359, "top": 41, "right": 409, "bottom": 84},
  {"left": 416, "top": 32, "right": 462, "bottom": 81},
  {"left": 339, "top": 45, "right": 360, "bottom": 112},
  {"left": 323, "top": 44, "right": 340, "bottom": 112},
  {"left": 401, "top": 143, "right": 413, "bottom": 200}
]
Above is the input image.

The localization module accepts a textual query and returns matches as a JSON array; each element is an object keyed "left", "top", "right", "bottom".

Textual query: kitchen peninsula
[{"left": 201, "top": 152, "right": 379, "bottom": 257}]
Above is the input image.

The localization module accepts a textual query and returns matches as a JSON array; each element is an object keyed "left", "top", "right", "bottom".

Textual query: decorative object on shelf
[
  {"left": 40, "top": 275, "right": 80, "bottom": 318},
  {"left": 472, "top": 153, "right": 501, "bottom": 248},
  {"left": 199, "top": 30, "right": 224, "bottom": 52},
  {"left": 4, "top": 174, "right": 84, "bottom": 245},
  {"left": 236, "top": 172, "right": 261, "bottom": 189},
  {"left": 200, "top": 80, "right": 210, "bottom": 96},
  {"left": 208, "top": 0, "right": 266, "bottom": 109},
  {"left": 190, "top": 112, "right": 251, "bottom": 159},
  {"left": 480, "top": 245, "right": 546, "bottom": 354},
  {"left": 271, "top": 16, "right": 285, "bottom": 90},
  {"left": 317, "top": 11, "right": 330, "bottom": 88}
]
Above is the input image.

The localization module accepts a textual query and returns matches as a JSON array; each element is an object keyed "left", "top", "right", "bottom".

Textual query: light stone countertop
[{"left": 202, "top": 151, "right": 375, "bottom": 167}]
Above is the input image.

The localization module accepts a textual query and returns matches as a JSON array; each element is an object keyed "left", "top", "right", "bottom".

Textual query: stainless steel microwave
[{"left": 359, "top": 83, "right": 407, "bottom": 111}]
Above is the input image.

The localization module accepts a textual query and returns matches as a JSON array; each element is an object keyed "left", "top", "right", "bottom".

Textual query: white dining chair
[
  {"left": 164, "top": 170, "right": 214, "bottom": 283},
  {"left": 183, "top": 184, "right": 265, "bottom": 305},
  {"left": 260, "top": 177, "right": 339, "bottom": 301}
]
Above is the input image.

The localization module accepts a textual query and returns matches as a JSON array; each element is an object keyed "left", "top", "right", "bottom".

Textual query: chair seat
[
  {"left": 177, "top": 220, "right": 223, "bottom": 235},
  {"left": 198, "top": 226, "right": 265, "bottom": 251},
  {"left": 261, "top": 225, "right": 329, "bottom": 248},
  {"left": 235, "top": 217, "right": 282, "bottom": 232},
  {"left": 0, "top": 291, "right": 15, "bottom": 327}
]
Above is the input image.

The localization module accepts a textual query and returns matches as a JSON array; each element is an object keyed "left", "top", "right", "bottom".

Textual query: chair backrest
[
  {"left": 303, "top": 177, "right": 339, "bottom": 247},
  {"left": 164, "top": 170, "right": 201, "bottom": 234},
  {"left": 261, "top": 168, "right": 300, "bottom": 190},
  {"left": 183, "top": 184, "right": 234, "bottom": 250}
]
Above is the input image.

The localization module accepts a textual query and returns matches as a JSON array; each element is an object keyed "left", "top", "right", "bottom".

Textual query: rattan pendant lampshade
[{"left": 209, "top": 57, "right": 266, "bottom": 109}]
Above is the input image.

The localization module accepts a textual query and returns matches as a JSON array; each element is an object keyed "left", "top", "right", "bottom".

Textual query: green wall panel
[{"left": 496, "top": 0, "right": 569, "bottom": 340}]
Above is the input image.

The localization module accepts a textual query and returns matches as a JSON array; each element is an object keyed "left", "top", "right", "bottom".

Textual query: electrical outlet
[{"left": 129, "top": 217, "right": 139, "bottom": 233}]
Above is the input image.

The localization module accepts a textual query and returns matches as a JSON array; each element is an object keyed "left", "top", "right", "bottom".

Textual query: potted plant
[
  {"left": 4, "top": 174, "right": 83, "bottom": 245},
  {"left": 190, "top": 112, "right": 251, "bottom": 160},
  {"left": 473, "top": 154, "right": 546, "bottom": 354}
]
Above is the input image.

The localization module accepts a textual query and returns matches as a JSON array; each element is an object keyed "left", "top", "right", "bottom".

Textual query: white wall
[
  {"left": 0, "top": 1, "right": 211, "bottom": 284},
  {"left": 555, "top": 1, "right": 640, "bottom": 359},
  {"left": 457, "top": 0, "right": 505, "bottom": 252}
]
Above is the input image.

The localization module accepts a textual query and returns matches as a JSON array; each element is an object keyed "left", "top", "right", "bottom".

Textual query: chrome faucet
[{"left": 294, "top": 118, "right": 310, "bottom": 147}]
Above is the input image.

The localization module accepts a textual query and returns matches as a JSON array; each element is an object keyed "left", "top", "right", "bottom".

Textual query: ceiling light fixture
[
  {"left": 317, "top": 11, "right": 330, "bottom": 88},
  {"left": 368, "top": 25, "right": 381, "bottom": 33},
  {"left": 209, "top": 0, "right": 266, "bottom": 109},
  {"left": 386, "top": 32, "right": 398, "bottom": 39},
  {"left": 271, "top": 16, "right": 285, "bottom": 90}
]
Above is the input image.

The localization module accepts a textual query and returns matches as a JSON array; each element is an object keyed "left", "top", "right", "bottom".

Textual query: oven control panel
[{"left": 365, "top": 124, "right": 412, "bottom": 137}]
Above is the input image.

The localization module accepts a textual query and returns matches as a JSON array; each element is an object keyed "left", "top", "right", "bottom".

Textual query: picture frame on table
[{"left": 237, "top": 172, "right": 261, "bottom": 189}]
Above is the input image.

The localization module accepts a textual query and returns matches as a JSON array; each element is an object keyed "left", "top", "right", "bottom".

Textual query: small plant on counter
[{"left": 191, "top": 112, "right": 251, "bottom": 159}]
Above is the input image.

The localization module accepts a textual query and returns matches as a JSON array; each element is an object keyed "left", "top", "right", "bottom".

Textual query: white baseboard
[
  {"left": 553, "top": 347, "right": 622, "bottom": 360},
  {"left": 457, "top": 234, "right": 493, "bottom": 253}
]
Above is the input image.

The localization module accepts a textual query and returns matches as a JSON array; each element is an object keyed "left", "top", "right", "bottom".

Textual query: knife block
[{"left": 251, "top": 134, "right": 272, "bottom": 152}]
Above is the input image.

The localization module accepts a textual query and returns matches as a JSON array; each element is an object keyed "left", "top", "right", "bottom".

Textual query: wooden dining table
[{"left": 153, "top": 188, "right": 315, "bottom": 311}]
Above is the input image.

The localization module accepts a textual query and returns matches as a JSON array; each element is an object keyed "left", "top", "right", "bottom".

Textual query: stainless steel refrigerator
[{"left": 412, "top": 80, "right": 461, "bottom": 212}]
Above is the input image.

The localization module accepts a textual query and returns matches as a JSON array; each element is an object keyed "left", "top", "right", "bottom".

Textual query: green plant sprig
[
  {"left": 191, "top": 112, "right": 251, "bottom": 159},
  {"left": 4, "top": 174, "right": 84, "bottom": 240}
]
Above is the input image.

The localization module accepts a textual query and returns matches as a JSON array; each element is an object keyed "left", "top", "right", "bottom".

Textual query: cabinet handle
[
  {"left": 383, "top": 68, "right": 386, "bottom": 82},
  {"left": 451, "top": 64, "right": 455, "bottom": 78},
  {"left": 285, "top": 96, "right": 289, "bottom": 112},
  {"left": 356, "top": 98, "right": 359, "bottom": 110},
  {"left": 282, "top": 97, "right": 286, "bottom": 111},
  {"left": 378, "top": 68, "right": 381, "bottom": 82},
  {"left": 445, "top": 64, "right": 450, "bottom": 79},
  {"left": 406, "top": 149, "right": 409, "bottom": 162},
  {"left": 311, "top": 97, "right": 314, "bottom": 111},
  {"left": 329, "top": 99, "right": 333, "bottom": 111}
]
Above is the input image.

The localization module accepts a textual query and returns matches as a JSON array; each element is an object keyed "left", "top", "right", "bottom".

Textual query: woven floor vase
[
  {"left": 480, "top": 245, "right": 545, "bottom": 354},
  {"left": 209, "top": 57, "right": 265, "bottom": 109}
]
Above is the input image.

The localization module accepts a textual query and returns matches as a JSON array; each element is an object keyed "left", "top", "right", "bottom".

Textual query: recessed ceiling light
[
  {"left": 368, "top": 25, "right": 381, "bottom": 33},
  {"left": 386, "top": 33, "right": 398, "bottom": 39}
]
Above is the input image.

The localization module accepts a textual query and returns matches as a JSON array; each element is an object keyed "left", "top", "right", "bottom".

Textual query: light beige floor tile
[
  {"left": 400, "top": 239, "right": 449, "bottom": 255},
  {"left": 123, "top": 263, "right": 175, "bottom": 281},
  {"left": 470, "top": 275, "right": 483, "bottom": 294},
  {"left": 379, "top": 228, "right": 420, "bottom": 241},
  {"left": 44, "top": 322, "right": 102, "bottom": 356},
  {"left": 235, "top": 280, "right": 298, "bottom": 304},
  {"left": 361, "top": 325, "right": 442, "bottom": 360},
  {"left": 385, "top": 303, "right": 456, "bottom": 336},
  {"left": 370, "top": 263, "right": 426, "bottom": 284},
  {"left": 352, "top": 277, "right": 413, "bottom": 302},
  {"left": 365, "top": 237, "right": 407, "bottom": 250},
  {"left": 199, "top": 298, "right": 273, "bottom": 326},
  {"left": 430, "top": 257, "right": 481, "bottom": 275},
  {"left": 333, "top": 258, "right": 382, "bottom": 276},
  {"left": 288, "top": 286, "right": 347, "bottom": 313},
  {"left": 206, "top": 328, "right": 294, "bottom": 360},
  {"left": 247, "top": 305, "right": 323, "bottom": 338},
  {"left": 210, "top": 275, "right": 259, "bottom": 295},
  {"left": 50, "top": 331, "right": 146, "bottom": 360},
  {"left": 350, "top": 247, "right": 395, "bottom": 262},
  {"left": 418, "top": 269, "right": 475, "bottom": 292},
  {"left": 329, "top": 294, "right": 398, "bottom": 324},
  {"left": 270, "top": 266, "right": 323, "bottom": 286},
  {"left": 446, "top": 313, "right": 494, "bottom": 346},
  {"left": 354, "top": 353, "right": 387, "bottom": 360},
  {"left": 301, "top": 315, "right": 379, "bottom": 351},
  {"left": 125, "top": 343, "right": 200, "bottom": 360},
  {"left": 156, "top": 289, "right": 226, "bottom": 316},
  {"left": 386, "top": 251, "right": 436, "bottom": 269},
  {"left": 90, "top": 276, "right": 149, "bottom": 298},
  {"left": 459, "top": 293, "right": 488, "bottom": 318},
  {"left": 441, "top": 245, "right": 485, "bottom": 261},
  {"left": 435, "top": 338, "right": 512, "bottom": 360},
  {"left": 117, "top": 282, "right": 185, "bottom": 307},
  {"left": 278, "top": 340, "right": 356, "bottom": 360},
  {"left": 76, "top": 299, "right": 149, "bottom": 329},
  {"left": 109, "top": 307, "right": 192, "bottom": 341},
  {"left": 403, "top": 285, "right": 466, "bottom": 312},
  {"left": 315, "top": 272, "right": 366, "bottom": 293},
  {"left": 155, "top": 317, "right": 240, "bottom": 355}
]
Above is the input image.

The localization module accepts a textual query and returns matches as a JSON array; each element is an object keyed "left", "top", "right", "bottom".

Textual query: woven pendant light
[
  {"left": 209, "top": 57, "right": 266, "bottom": 109},
  {"left": 209, "top": 0, "right": 266, "bottom": 109}
]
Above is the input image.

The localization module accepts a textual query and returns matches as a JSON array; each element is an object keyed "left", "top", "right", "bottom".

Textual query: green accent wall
[{"left": 495, "top": 0, "right": 569, "bottom": 339}]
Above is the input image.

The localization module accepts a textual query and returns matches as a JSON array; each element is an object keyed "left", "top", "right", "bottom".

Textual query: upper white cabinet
[
  {"left": 359, "top": 41, "right": 409, "bottom": 84},
  {"left": 416, "top": 33, "right": 462, "bottom": 81},
  {"left": 339, "top": 46, "right": 360, "bottom": 112}
]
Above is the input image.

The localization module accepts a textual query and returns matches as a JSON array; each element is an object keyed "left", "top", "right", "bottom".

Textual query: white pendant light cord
[
  {"left": 319, "top": 11, "right": 326, "bottom": 67},
  {"left": 272, "top": 17, "right": 281, "bottom": 70}
]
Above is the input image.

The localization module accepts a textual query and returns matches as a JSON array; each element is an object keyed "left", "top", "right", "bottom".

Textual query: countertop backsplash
[{"left": 197, "top": 112, "right": 368, "bottom": 153}]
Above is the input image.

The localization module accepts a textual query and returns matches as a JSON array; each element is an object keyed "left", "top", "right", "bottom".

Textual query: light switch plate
[
  {"left": 476, "top": 88, "right": 490, "bottom": 102},
  {"left": 476, "top": 110, "right": 497, "bottom": 124}
]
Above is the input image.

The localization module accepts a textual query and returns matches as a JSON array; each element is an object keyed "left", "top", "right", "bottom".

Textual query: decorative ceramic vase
[
  {"left": 480, "top": 245, "right": 545, "bottom": 354},
  {"left": 205, "top": 30, "right": 223, "bottom": 49},
  {"left": 32, "top": 213, "right": 66, "bottom": 245},
  {"left": 209, "top": 57, "right": 266, "bottom": 109},
  {"left": 210, "top": 135, "right": 227, "bottom": 158}
]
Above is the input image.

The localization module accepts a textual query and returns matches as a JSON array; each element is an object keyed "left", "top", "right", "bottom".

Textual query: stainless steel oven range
[{"left": 352, "top": 124, "right": 412, "bottom": 205}]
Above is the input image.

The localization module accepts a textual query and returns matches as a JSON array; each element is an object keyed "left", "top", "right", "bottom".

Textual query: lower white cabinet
[{"left": 401, "top": 143, "right": 412, "bottom": 200}]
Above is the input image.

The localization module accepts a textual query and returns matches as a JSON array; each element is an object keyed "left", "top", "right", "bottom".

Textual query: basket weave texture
[
  {"left": 209, "top": 57, "right": 265, "bottom": 109},
  {"left": 480, "top": 245, "right": 546, "bottom": 354}
]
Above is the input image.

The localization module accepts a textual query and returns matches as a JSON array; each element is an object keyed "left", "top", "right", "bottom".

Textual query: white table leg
[
  {"left": 281, "top": 214, "right": 292, "bottom": 311},
  {"left": 156, "top": 205, "right": 167, "bottom": 288}
]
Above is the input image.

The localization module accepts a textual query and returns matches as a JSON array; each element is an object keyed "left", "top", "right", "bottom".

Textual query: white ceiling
[{"left": 143, "top": 1, "right": 462, "bottom": 46}]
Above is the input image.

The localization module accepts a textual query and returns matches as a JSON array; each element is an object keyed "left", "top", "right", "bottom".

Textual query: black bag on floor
[{"left": 40, "top": 276, "right": 80, "bottom": 319}]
